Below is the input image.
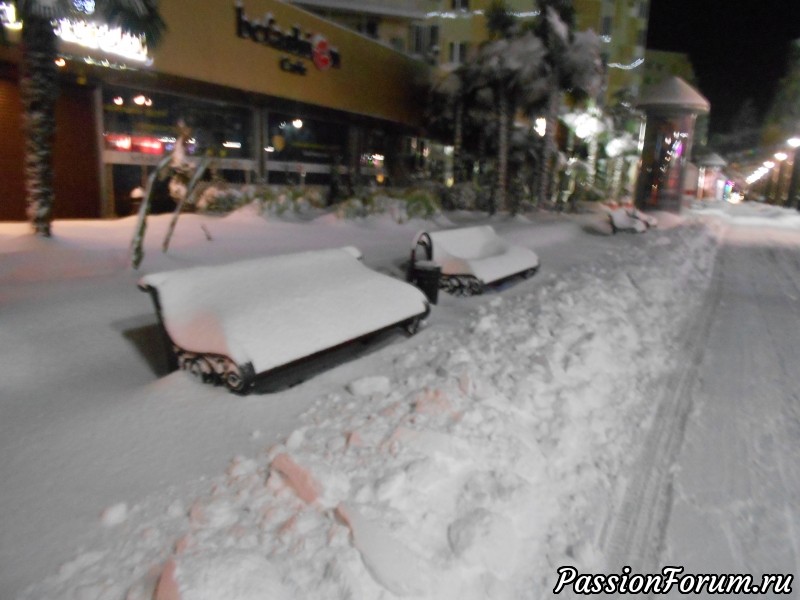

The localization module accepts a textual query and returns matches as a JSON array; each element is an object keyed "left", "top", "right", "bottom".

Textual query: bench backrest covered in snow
[
  {"left": 413, "top": 226, "right": 539, "bottom": 295},
  {"left": 139, "top": 247, "right": 430, "bottom": 393}
]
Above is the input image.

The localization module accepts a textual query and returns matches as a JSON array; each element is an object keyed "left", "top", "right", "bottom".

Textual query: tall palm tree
[
  {"left": 530, "top": 1, "right": 602, "bottom": 206},
  {"left": 473, "top": 32, "right": 547, "bottom": 212},
  {"left": 9, "top": 0, "right": 165, "bottom": 236}
]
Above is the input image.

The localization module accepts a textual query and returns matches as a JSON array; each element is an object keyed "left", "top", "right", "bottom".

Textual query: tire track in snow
[{"left": 599, "top": 230, "right": 725, "bottom": 574}]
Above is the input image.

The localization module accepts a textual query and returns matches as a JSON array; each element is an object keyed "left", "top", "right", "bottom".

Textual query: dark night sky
[{"left": 646, "top": 0, "right": 800, "bottom": 133}]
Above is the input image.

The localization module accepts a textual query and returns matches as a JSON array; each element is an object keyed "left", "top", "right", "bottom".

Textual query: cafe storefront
[{"left": 0, "top": 0, "right": 430, "bottom": 219}]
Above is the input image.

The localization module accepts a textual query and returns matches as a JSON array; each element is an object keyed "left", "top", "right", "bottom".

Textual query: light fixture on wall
[{"left": 292, "top": 119, "right": 303, "bottom": 129}]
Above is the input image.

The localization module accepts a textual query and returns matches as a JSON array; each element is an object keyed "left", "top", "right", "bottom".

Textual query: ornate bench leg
[
  {"left": 176, "top": 347, "right": 256, "bottom": 394},
  {"left": 440, "top": 275, "right": 484, "bottom": 297}
]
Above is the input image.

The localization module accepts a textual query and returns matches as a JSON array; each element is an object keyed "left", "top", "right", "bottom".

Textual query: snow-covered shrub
[
  {"left": 335, "top": 197, "right": 369, "bottom": 219},
  {"left": 403, "top": 188, "right": 440, "bottom": 219},
  {"left": 249, "top": 186, "right": 326, "bottom": 216},
  {"left": 443, "top": 182, "right": 495, "bottom": 212},
  {"left": 195, "top": 186, "right": 248, "bottom": 214}
]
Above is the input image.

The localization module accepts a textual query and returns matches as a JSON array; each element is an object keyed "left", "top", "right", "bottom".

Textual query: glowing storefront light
[
  {"left": 2, "top": 3, "right": 150, "bottom": 63},
  {"left": 0, "top": 2, "right": 22, "bottom": 30},
  {"left": 54, "top": 19, "right": 150, "bottom": 63},
  {"left": 292, "top": 119, "right": 303, "bottom": 129},
  {"left": 774, "top": 152, "right": 788, "bottom": 161},
  {"left": 222, "top": 141, "right": 242, "bottom": 149},
  {"left": 788, "top": 137, "right": 800, "bottom": 148}
]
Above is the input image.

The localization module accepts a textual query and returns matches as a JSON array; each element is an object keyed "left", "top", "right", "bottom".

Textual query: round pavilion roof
[
  {"left": 696, "top": 152, "right": 728, "bottom": 167},
  {"left": 636, "top": 76, "right": 710, "bottom": 114}
]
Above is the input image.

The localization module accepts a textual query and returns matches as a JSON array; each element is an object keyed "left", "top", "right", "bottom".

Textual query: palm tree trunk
[
  {"left": 537, "top": 81, "right": 560, "bottom": 207},
  {"left": 21, "top": 15, "right": 59, "bottom": 236},
  {"left": 496, "top": 87, "right": 509, "bottom": 212},
  {"left": 453, "top": 100, "right": 464, "bottom": 183}
]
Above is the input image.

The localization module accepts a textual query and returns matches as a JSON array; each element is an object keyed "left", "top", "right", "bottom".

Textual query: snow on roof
[
  {"left": 696, "top": 152, "right": 727, "bottom": 167},
  {"left": 636, "top": 76, "right": 710, "bottom": 114}
]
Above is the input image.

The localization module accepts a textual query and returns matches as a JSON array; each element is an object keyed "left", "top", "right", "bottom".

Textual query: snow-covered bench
[
  {"left": 608, "top": 206, "right": 657, "bottom": 233},
  {"left": 409, "top": 226, "right": 540, "bottom": 296},
  {"left": 139, "top": 247, "right": 430, "bottom": 394}
]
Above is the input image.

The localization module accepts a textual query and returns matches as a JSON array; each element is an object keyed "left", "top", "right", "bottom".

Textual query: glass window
[
  {"left": 601, "top": 16, "right": 613, "bottom": 37},
  {"left": 266, "top": 112, "right": 347, "bottom": 165},
  {"left": 102, "top": 86, "right": 253, "bottom": 160},
  {"left": 448, "top": 41, "right": 469, "bottom": 64}
]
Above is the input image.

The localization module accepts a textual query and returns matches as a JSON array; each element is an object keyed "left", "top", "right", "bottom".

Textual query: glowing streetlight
[
  {"left": 764, "top": 161, "right": 775, "bottom": 169},
  {"left": 788, "top": 137, "right": 800, "bottom": 148},
  {"left": 774, "top": 152, "right": 788, "bottom": 162}
]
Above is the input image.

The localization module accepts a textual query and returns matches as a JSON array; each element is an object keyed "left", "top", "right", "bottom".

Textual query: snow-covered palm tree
[
  {"left": 473, "top": 32, "right": 548, "bottom": 211},
  {"left": 531, "top": 3, "right": 602, "bottom": 206},
  {"left": 9, "top": 0, "right": 165, "bottom": 236}
]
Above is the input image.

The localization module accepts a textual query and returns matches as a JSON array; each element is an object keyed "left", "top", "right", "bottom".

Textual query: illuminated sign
[
  {"left": 55, "top": 19, "right": 150, "bottom": 63},
  {"left": 0, "top": 2, "right": 149, "bottom": 64},
  {"left": 105, "top": 134, "right": 163, "bottom": 155},
  {"left": 235, "top": 2, "right": 340, "bottom": 71}
]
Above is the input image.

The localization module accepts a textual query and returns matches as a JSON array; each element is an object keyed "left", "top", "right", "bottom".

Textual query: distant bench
[
  {"left": 409, "top": 225, "right": 540, "bottom": 296},
  {"left": 139, "top": 247, "right": 430, "bottom": 394}
]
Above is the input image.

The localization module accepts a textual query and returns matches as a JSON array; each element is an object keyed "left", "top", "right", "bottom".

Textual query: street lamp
[{"left": 787, "top": 137, "right": 800, "bottom": 209}]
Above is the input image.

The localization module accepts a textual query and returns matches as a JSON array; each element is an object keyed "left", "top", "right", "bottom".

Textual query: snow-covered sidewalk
[{"left": 0, "top": 202, "right": 731, "bottom": 599}]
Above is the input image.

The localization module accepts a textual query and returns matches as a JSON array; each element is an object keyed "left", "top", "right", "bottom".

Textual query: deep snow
[{"left": 1, "top": 199, "right": 798, "bottom": 599}]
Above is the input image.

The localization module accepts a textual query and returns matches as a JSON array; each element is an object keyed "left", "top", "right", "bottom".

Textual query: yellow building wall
[{"left": 153, "top": 0, "right": 429, "bottom": 127}]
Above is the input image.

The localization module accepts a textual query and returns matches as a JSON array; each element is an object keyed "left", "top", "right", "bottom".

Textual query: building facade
[
  {"left": 0, "top": 0, "right": 430, "bottom": 220},
  {"left": 292, "top": 0, "right": 651, "bottom": 104},
  {"left": 575, "top": 0, "right": 650, "bottom": 102}
]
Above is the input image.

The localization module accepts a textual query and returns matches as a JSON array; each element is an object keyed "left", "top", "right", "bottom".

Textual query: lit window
[{"left": 448, "top": 41, "right": 469, "bottom": 64}]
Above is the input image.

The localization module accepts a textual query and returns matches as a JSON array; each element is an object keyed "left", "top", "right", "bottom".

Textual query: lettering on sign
[{"left": 235, "top": 2, "right": 341, "bottom": 72}]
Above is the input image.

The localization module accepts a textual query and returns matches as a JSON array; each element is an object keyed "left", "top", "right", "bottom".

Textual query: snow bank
[{"left": 18, "top": 219, "right": 721, "bottom": 600}]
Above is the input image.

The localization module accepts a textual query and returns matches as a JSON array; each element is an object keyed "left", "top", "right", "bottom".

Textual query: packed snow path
[
  {"left": 604, "top": 223, "right": 800, "bottom": 591},
  {"left": 665, "top": 227, "right": 800, "bottom": 583}
]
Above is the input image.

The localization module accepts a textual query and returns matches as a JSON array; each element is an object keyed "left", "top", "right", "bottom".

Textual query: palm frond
[
  {"left": 97, "top": 0, "right": 166, "bottom": 48},
  {"left": 16, "top": 0, "right": 73, "bottom": 19}
]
